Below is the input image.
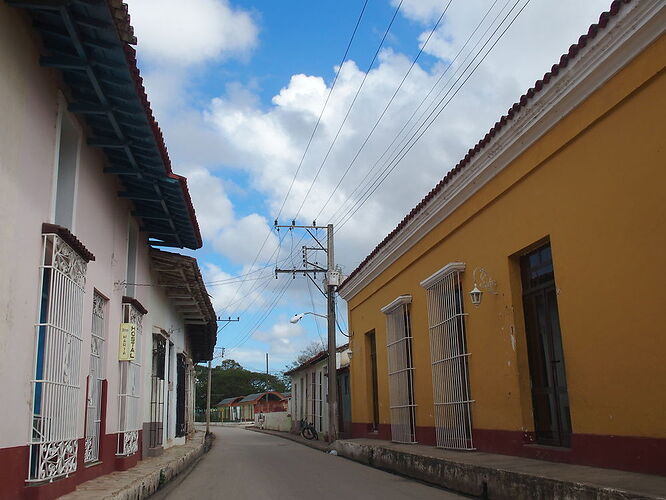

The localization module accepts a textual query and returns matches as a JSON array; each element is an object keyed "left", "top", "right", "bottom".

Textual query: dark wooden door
[
  {"left": 368, "top": 332, "right": 379, "bottom": 431},
  {"left": 521, "top": 244, "right": 572, "bottom": 447}
]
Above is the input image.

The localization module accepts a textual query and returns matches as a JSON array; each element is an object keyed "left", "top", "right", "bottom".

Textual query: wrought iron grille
[
  {"left": 85, "top": 292, "right": 107, "bottom": 464},
  {"left": 29, "top": 233, "right": 86, "bottom": 482},
  {"left": 149, "top": 335, "right": 166, "bottom": 449},
  {"left": 383, "top": 298, "right": 417, "bottom": 444},
  {"left": 422, "top": 264, "right": 474, "bottom": 450},
  {"left": 117, "top": 303, "right": 143, "bottom": 456}
]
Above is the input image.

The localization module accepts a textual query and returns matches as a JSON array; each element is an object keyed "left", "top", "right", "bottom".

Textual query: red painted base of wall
[
  {"left": 0, "top": 431, "right": 143, "bottom": 500},
  {"left": 350, "top": 423, "right": 666, "bottom": 476}
]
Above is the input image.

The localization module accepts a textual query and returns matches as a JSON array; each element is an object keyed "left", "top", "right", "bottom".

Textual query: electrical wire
[
  {"left": 275, "top": 0, "right": 370, "bottom": 221},
  {"left": 293, "top": 0, "right": 404, "bottom": 221},
  {"left": 326, "top": 0, "right": 508, "bottom": 225},
  {"left": 335, "top": 0, "right": 531, "bottom": 232},
  {"left": 314, "top": 0, "right": 455, "bottom": 222}
]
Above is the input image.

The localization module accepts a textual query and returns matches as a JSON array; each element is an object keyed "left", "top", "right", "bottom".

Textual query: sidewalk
[
  {"left": 332, "top": 438, "right": 666, "bottom": 500},
  {"left": 61, "top": 431, "right": 213, "bottom": 500}
]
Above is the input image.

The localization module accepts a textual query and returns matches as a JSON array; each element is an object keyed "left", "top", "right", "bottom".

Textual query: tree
[
  {"left": 285, "top": 340, "right": 326, "bottom": 371},
  {"left": 194, "top": 359, "right": 289, "bottom": 412}
]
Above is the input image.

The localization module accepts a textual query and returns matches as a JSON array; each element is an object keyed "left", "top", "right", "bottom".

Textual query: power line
[
  {"left": 275, "top": 0, "right": 369, "bottom": 221},
  {"left": 326, "top": 0, "right": 508, "bottom": 226},
  {"left": 335, "top": 0, "right": 531, "bottom": 232},
  {"left": 219, "top": 2, "right": 369, "bottom": 322},
  {"left": 293, "top": 0, "right": 405, "bottom": 221},
  {"left": 314, "top": 0, "right": 455, "bottom": 222}
]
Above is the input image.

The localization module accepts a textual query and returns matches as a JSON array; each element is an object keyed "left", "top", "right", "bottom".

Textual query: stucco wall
[
  {"left": 346, "top": 34, "right": 666, "bottom": 442},
  {"left": 0, "top": 2, "right": 195, "bottom": 454}
]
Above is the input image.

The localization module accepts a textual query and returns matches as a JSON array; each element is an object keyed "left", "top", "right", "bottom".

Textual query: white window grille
[
  {"left": 29, "top": 233, "right": 87, "bottom": 482},
  {"left": 117, "top": 302, "right": 143, "bottom": 456},
  {"left": 421, "top": 263, "right": 474, "bottom": 450},
  {"left": 85, "top": 292, "right": 107, "bottom": 463},
  {"left": 318, "top": 371, "right": 323, "bottom": 432},
  {"left": 382, "top": 295, "right": 417, "bottom": 444}
]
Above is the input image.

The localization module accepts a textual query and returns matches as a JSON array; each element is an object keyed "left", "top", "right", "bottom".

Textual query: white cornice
[
  {"left": 380, "top": 295, "right": 413, "bottom": 314},
  {"left": 420, "top": 263, "right": 466, "bottom": 290},
  {"left": 339, "top": 1, "right": 665, "bottom": 302}
]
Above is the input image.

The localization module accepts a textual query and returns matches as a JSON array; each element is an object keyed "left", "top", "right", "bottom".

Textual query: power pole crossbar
[{"left": 274, "top": 222, "right": 339, "bottom": 442}]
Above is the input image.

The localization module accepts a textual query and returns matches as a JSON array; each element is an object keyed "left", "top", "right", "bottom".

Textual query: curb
[
  {"left": 61, "top": 432, "right": 213, "bottom": 500},
  {"left": 331, "top": 440, "right": 666, "bottom": 500}
]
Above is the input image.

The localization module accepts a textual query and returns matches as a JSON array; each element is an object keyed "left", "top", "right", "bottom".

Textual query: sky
[{"left": 125, "top": 0, "right": 611, "bottom": 373}]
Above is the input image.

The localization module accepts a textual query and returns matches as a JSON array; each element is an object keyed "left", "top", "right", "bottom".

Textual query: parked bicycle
[{"left": 299, "top": 419, "right": 318, "bottom": 440}]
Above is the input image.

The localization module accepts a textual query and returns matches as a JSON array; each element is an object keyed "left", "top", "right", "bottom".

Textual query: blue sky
[{"left": 126, "top": 0, "right": 611, "bottom": 373}]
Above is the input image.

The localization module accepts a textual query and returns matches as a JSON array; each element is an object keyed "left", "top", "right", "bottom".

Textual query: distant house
[
  {"left": 217, "top": 396, "right": 244, "bottom": 422},
  {"left": 287, "top": 346, "right": 351, "bottom": 438},
  {"left": 217, "top": 391, "right": 288, "bottom": 422}
]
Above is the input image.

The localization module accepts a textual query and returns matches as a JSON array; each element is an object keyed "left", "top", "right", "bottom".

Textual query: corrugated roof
[
  {"left": 338, "top": 0, "right": 632, "bottom": 293},
  {"left": 150, "top": 249, "right": 217, "bottom": 362},
  {"left": 9, "top": 0, "right": 202, "bottom": 249}
]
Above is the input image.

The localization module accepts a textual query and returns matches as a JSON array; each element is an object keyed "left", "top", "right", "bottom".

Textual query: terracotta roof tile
[{"left": 338, "top": 0, "right": 632, "bottom": 293}]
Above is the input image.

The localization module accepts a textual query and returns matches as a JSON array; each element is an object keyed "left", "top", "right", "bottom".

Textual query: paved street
[{"left": 154, "top": 426, "right": 466, "bottom": 500}]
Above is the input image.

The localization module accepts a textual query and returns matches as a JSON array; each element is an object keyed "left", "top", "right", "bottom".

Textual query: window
[
  {"left": 421, "top": 262, "right": 474, "bottom": 450},
  {"left": 117, "top": 302, "right": 144, "bottom": 456},
  {"left": 382, "top": 295, "right": 416, "bottom": 444},
  {"left": 53, "top": 107, "right": 80, "bottom": 230},
  {"left": 29, "top": 233, "right": 87, "bottom": 481},
  {"left": 85, "top": 291, "right": 107, "bottom": 464},
  {"left": 149, "top": 334, "right": 166, "bottom": 449}
]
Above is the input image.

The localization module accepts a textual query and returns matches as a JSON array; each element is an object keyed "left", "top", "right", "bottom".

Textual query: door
[
  {"left": 367, "top": 331, "right": 379, "bottom": 431},
  {"left": 521, "top": 243, "right": 572, "bottom": 447}
]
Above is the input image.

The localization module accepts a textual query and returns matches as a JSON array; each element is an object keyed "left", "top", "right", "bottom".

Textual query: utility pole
[
  {"left": 266, "top": 353, "right": 269, "bottom": 376},
  {"left": 206, "top": 318, "right": 238, "bottom": 435},
  {"left": 325, "top": 223, "right": 339, "bottom": 443},
  {"left": 275, "top": 221, "right": 339, "bottom": 442},
  {"left": 206, "top": 359, "right": 212, "bottom": 435}
]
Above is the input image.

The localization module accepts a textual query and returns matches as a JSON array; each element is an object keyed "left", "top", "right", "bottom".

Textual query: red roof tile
[{"left": 338, "top": 0, "right": 632, "bottom": 293}]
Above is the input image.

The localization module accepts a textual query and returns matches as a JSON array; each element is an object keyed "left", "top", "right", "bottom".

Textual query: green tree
[{"left": 194, "top": 359, "right": 289, "bottom": 412}]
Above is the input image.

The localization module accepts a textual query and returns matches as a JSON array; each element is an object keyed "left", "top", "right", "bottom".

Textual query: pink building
[{"left": 0, "top": 2, "right": 217, "bottom": 498}]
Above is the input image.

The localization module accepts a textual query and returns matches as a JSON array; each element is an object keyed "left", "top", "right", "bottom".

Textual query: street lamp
[
  {"left": 290, "top": 311, "right": 327, "bottom": 324},
  {"left": 288, "top": 311, "right": 338, "bottom": 442}
]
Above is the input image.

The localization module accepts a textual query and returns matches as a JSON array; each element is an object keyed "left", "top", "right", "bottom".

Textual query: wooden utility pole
[
  {"left": 275, "top": 221, "right": 339, "bottom": 442},
  {"left": 206, "top": 359, "right": 212, "bottom": 435},
  {"left": 326, "top": 223, "right": 338, "bottom": 442}
]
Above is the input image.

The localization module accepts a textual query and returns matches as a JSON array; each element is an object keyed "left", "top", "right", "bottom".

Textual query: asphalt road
[{"left": 154, "top": 426, "right": 466, "bottom": 500}]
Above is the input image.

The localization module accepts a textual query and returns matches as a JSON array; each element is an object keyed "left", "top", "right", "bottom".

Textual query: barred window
[
  {"left": 382, "top": 295, "right": 416, "bottom": 444},
  {"left": 117, "top": 302, "right": 144, "bottom": 456},
  {"left": 29, "top": 233, "right": 87, "bottom": 481},
  {"left": 421, "top": 262, "right": 474, "bottom": 450}
]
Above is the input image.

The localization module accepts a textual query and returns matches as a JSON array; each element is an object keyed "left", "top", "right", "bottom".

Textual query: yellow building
[{"left": 338, "top": 1, "right": 665, "bottom": 476}]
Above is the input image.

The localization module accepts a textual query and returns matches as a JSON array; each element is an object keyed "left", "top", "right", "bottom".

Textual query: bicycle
[{"left": 299, "top": 419, "right": 318, "bottom": 440}]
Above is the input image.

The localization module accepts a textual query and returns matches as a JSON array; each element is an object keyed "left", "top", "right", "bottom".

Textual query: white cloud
[
  {"left": 180, "top": 166, "right": 234, "bottom": 240},
  {"left": 392, "top": 0, "right": 447, "bottom": 24},
  {"left": 127, "top": 0, "right": 258, "bottom": 65}
]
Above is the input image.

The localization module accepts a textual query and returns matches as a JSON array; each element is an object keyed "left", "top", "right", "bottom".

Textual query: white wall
[{"left": 0, "top": 3, "right": 195, "bottom": 454}]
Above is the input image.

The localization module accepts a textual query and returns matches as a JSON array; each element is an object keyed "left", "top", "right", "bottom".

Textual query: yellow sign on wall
[{"left": 118, "top": 323, "right": 137, "bottom": 361}]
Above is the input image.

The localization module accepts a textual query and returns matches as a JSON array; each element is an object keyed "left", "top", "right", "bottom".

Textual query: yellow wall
[{"left": 347, "top": 35, "right": 666, "bottom": 439}]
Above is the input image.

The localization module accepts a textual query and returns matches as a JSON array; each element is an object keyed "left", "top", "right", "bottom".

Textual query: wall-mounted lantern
[
  {"left": 469, "top": 284, "right": 483, "bottom": 306},
  {"left": 469, "top": 267, "right": 498, "bottom": 307}
]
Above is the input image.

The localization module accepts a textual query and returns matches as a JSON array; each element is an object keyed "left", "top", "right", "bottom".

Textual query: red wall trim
[
  {"left": 350, "top": 422, "right": 666, "bottom": 476},
  {"left": 0, "top": 427, "right": 144, "bottom": 500}
]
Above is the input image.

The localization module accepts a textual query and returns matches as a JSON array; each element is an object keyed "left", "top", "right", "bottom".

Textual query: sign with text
[{"left": 118, "top": 323, "right": 137, "bottom": 361}]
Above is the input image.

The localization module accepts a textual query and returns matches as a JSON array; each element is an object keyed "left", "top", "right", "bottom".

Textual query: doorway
[{"left": 520, "top": 243, "right": 572, "bottom": 447}]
